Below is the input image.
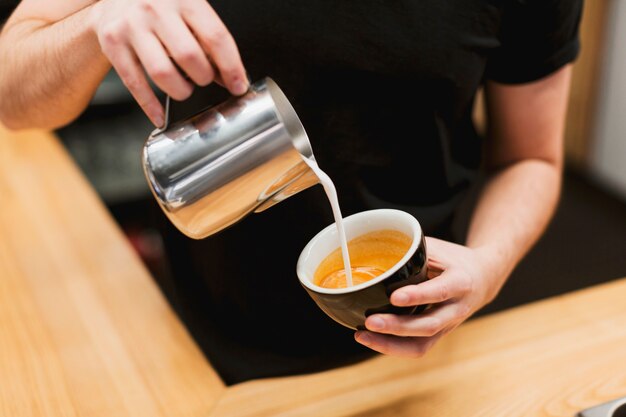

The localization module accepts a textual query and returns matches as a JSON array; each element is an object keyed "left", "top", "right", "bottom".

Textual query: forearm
[
  {"left": 466, "top": 159, "right": 561, "bottom": 302},
  {"left": 356, "top": 67, "right": 572, "bottom": 357},
  {"left": 0, "top": 5, "right": 110, "bottom": 130}
]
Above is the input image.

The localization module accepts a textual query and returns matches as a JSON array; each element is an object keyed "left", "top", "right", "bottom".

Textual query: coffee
[{"left": 314, "top": 229, "right": 412, "bottom": 289}]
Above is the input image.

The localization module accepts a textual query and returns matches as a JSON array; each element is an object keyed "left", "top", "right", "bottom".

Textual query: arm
[
  {"left": 0, "top": 1, "right": 109, "bottom": 130},
  {"left": 0, "top": 0, "right": 248, "bottom": 130},
  {"left": 464, "top": 65, "right": 570, "bottom": 299},
  {"left": 355, "top": 65, "right": 572, "bottom": 356}
]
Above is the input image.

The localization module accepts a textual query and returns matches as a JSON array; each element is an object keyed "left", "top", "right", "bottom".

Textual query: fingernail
[
  {"left": 356, "top": 332, "right": 371, "bottom": 346},
  {"left": 367, "top": 317, "right": 385, "bottom": 331},
  {"left": 232, "top": 80, "right": 248, "bottom": 95},
  {"left": 153, "top": 113, "right": 164, "bottom": 128},
  {"left": 393, "top": 292, "right": 410, "bottom": 306}
]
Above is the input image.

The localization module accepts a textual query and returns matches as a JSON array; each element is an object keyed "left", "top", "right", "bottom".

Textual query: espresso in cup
[
  {"left": 297, "top": 209, "right": 428, "bottom": 330},
  {"left": 314, "top": 230, "right": 413, "bottom": 289}
]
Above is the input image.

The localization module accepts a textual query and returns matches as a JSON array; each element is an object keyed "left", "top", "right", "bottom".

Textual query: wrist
[{"left": 471, "top": 244, "right": 516, "bottom": 305}]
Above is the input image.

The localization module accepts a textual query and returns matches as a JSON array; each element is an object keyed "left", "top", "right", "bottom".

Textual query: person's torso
[
  {"left": 168, "top": 0, "right": 507, "bottom": 384},
  {"left": 211, "top": 0, "right": 503, "bottom": 211}
]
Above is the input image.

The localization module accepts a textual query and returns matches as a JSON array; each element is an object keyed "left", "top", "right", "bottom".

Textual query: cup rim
[{"left": 296, "top": 209, "right": 422, "bottom": 295}]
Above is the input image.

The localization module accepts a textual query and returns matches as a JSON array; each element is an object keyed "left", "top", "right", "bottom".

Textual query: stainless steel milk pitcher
[{"left": 142, "top": 77, "right": 319, "bottom": 239}]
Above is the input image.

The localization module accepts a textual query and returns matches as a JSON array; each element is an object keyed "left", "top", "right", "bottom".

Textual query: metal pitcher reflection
[{"left": 142, "top": 77, "right": 319, "bottom": 239}]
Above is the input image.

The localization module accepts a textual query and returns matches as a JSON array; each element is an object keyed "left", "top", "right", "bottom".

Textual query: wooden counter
[
  {"left": 216, "top": 278, "right": 626, "bottom": 417},
  {"left": 0, "top": 126, "right": 225, "bottom": 416},
  {"left": 2, "top": 126, "right": 626, "bottom": 417}
]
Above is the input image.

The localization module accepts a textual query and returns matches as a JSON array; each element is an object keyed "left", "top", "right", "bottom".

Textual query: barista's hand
[
  {"left": 90, "top": 0, "right": 248, "bottom": 126},
  {"left": 354, "top": 236, "right": 504, "bottom": 357}
]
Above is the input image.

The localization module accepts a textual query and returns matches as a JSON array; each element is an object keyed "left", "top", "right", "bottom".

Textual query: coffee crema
[{"left": 314, "top": 229, "right": 412, "bottom": 289}]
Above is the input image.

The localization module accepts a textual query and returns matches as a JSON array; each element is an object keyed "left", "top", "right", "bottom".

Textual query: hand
[
  {"left": 90, "top": 0, "right": 248, "bottom": 126},
  {"left": 354, "top": 236, "right": 504, "bottom": 357}
]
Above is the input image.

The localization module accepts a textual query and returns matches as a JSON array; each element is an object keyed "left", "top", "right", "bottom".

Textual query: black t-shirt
[
  {"left": 162, "top": 0, "right": 582, "bottom": 385},
  {"left": 0, "top": 0, "right": 19, "bottom": 23},
  {"left": 1, "top": 0, "right": 582, "bottom": 384},
  {"left": 158, "top": 0, "right": 582, "bottom": 383}
]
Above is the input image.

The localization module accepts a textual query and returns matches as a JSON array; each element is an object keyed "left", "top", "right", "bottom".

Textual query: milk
[{"left": 303, "top": 158, "right": 354, "bottom": 287}]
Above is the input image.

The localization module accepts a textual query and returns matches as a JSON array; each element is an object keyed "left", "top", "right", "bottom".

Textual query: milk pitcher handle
[
  {"left": 152, "top": 95, "right": 172, "bottom": 136},
  {"left": 153, "top": 73, "right": 252, "bottom": 136}
]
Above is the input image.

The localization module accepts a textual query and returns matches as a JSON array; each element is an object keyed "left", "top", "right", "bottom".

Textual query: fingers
[
  {"left": 427, "top": 257, "right": 446, "bottom": 279},
  {"left": 364, "top": 302, "right": 469, "bottom": 337},
  {"left": 104, "top": 46, "right": 164, "bottom": 126},
  {"left": 390, "top": 269, "right": 473, "bottom": 307},
  {"left": 91, "top": 0, "right": 248, "bottom": 126},
  {"left": 354, "top": 236, "right": 490, "bottom": 357},
  {"left": 130, "top": 32, "right": 193, "bottom": 101},
  {"left": 424, "top": 236, "right": 453, "bottom": 253},
  {"left": 182, "top": 1, "right": 248, "bottom": 95},
  {"left": 354, "top": 330, "right": 444, "bottom": 358},
  {"left": 95, "top": 0, "right": 248, "bottom": 125},
  {"left": 356, "top": 290, "right": 468, "bottom": 357},
  {"left": 153, "top": 14, "right": 215, "bottom": 87}
]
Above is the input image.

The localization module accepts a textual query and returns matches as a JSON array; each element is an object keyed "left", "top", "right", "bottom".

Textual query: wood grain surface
[
  {"left": 0, "top": 126, "right": 225, "bottom": 417},
  {"left": 2, "top": 125, "right": 626, "bottom": 417},
  {"left": 212, "top": 279, "right": 626, "bottom": 417}
]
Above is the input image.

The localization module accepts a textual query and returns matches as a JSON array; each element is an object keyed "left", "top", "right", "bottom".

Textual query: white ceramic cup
[{"left": 297, "top": 209, "right": 429, "bottom": 330}]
